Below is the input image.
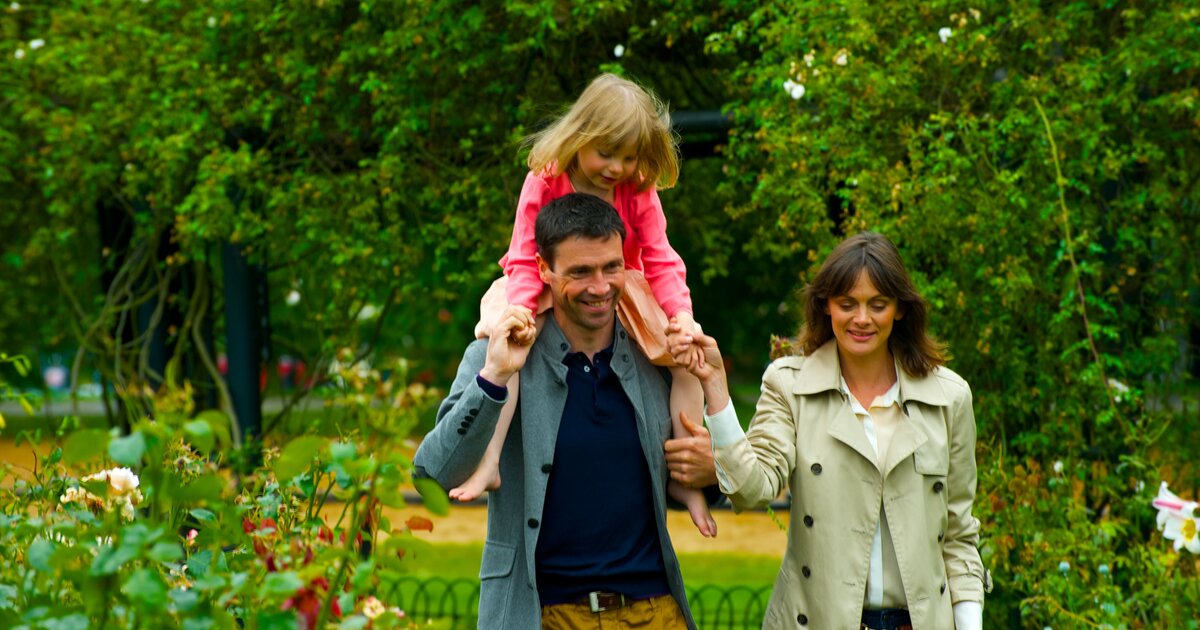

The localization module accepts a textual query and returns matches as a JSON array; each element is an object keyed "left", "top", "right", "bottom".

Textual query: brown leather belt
[{"left": 578, "top": 591, "right": 627, "bottom": 613}]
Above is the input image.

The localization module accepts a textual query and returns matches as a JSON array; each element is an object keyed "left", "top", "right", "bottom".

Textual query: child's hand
[
  {"left": 667, "top": 312, "right": 705, "bottom": 369},
  {"left": 507, "top": 305, "right": 537, "bottom": 345}
]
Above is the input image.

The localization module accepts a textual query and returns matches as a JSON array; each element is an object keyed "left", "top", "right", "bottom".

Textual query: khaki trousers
[{"left": 541, "top": 594, "right": 688, "bottom": 629}]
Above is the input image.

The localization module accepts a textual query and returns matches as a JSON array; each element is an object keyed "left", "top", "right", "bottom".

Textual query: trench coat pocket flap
[
  {"left": 913, "top": 444, "right": 949, "bottom": 476},
  {"left": 479, "top": 540, "right": 517, "bottom": 580}
]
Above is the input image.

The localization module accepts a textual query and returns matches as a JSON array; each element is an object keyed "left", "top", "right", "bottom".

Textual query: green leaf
[
  {"left": 183, "top": 419, "right": 215, "bottom": 454},
  {"left": 257, "top": 611, "right": 300, "bottom": 630},
  {"left": 330, "top": 441, "right": 357, "bottom": 463},
  {"left": 261, "top": 571, "right": 304, "bottom": 596},
  {"left": 63, "top": 429, "right": 111, "bottom": 464},
  {"left": 149, "top": 542, "right": 183, "bottom": 562},
  {"left": 194, "top": 409, "right": 232, "bottom": 450},
  {"left": 178, "top": 474, "right": 226, "bottom": 503},
  {"left": 413, "top": 477, "right": 449, "bottom": 516},
  {"left": 27, "top": 538, "right": 55, "bottom": 572},
  {"left": 189, "top": 508, "right": 216, "bottom": 522},
  {"left": 108, "top": 431, "right": 147, "bottom": 466},
  {"left": 274, "top": 436, "right": 326, "bottom": 481},
  {"left": 122, "top": 568, "right": 168, "bottom": 608},
  {"left": 170, "top": 587, "right": 200, "bottom": 613}
]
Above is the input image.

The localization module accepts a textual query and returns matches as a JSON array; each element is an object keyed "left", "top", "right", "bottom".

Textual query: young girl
[{"left": 458, "top": 73, "right": 717, "bottom": 538}]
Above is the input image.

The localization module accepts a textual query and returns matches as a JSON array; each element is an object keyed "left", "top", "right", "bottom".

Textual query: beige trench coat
[{"left": 714, "top": 341, "right": 987, "bottom": 629}]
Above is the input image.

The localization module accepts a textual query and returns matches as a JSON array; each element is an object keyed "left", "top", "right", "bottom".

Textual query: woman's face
[{"left": 825, "top": 270, "right": 904, "bottom": 366}]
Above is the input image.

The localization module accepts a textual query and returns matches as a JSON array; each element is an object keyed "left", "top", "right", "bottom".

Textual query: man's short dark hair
[{"left": 534, "top": 193, "right": 626, "bottom": 267}]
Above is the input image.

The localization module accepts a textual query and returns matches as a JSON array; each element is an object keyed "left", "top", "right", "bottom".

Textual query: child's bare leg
[
  {"left": 449, "top": 373, "right": 518, "bottom": 502},
  {"left": 669, "top": 365, "right": 717, "bottom": 537}
]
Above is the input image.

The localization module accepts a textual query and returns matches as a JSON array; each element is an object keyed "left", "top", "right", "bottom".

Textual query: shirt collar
[{"left": 793, "top": 339, "right": 949, "bottom": 407}]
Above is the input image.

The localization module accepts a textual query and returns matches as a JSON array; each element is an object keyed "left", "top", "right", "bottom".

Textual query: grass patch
[{"left": 399, "top": 541, "right": 777, "bottom": 587}]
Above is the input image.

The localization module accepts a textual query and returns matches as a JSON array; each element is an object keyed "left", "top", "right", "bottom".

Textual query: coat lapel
[
  {"left": 521, "top": 319, "right": 569, "bottom": 474},
  {"left": 797, "top": 343, "right": 881, "bottom": 466},
  {"left": 610, "top": 326, "right": 657, "bottom": 464},
  {"left": 881, "top": 407, "right": 928, "bottom": 479}
]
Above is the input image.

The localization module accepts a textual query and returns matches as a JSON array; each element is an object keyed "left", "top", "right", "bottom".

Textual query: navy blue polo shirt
[{"left": 534, "top": 344, "right": 670, "bottom": 604}]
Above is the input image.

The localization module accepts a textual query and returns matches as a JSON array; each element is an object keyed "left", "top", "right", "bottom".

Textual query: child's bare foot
[
  {"left": 687, "top": 493, "right": 718, "bottom": 538},
  {"left": 448, "top": 466, "right": 501, "bottom": 502}
]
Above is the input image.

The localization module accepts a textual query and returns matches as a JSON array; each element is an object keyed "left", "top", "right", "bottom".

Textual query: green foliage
[
  {"left": 0, "top": 359, "right": 442, "bottom": 628},
  {"left": 707, "top": 0, "right": 1200, "bottom": 624}
]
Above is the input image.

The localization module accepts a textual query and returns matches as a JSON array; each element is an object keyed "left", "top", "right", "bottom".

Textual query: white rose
[{"left": 938, "top": 27, "right": 953, "bottom": 43}]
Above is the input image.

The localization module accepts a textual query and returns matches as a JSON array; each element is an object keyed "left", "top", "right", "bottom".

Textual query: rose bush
[{"left": 0, "top": 357, "right": 443, "bottom": 629}]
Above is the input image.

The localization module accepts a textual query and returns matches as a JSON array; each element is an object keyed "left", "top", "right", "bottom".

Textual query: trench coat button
[
  {"left": 810, "top": 463, "right": 822, "bottom": 475},
  {"left": 801, "top": 566, "right": 811, "bottom": 578},
  {"left": 803, "top": 515, "right": 814, "bottom": 527},
  {"left": 938, "top": 531, "right": 944, "bottom": 542},
  {"left": 528, "top": 518, "right": 539, "bottom": 528},
  {"left": 796, "top": 613, "right": 808, "bottom": 625},
  {"left": 457, "top": 428, "right": 466, "bottom": 435},
  {"left": 460, "top": 421, "right": 470, "bottom": 429},
  {"left": 940, "top": 582, "right": 947, "bottom": 595},
  {"left": 541, "top": 463, "right": 553, "bottom": 474},
  {"left": 933, "top": 481, "right": 945, "bottom": 493}
]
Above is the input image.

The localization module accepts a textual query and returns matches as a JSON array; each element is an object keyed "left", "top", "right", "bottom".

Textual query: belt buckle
[{"left": 587, "top": 591, "right": 624, "bottom": 613}]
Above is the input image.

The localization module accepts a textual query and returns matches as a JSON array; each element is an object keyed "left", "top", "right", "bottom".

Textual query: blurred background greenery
[{"left": 3, "top": 0, "right": 1199, "bottom": 625}]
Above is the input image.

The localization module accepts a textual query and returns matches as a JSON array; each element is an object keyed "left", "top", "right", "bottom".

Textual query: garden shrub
[{"left": 0, "top": 357, "right": 443, "bottom": 629}]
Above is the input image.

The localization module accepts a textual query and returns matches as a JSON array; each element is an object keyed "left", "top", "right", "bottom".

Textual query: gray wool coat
[{"left": 413, "top": 317, "right": 699, "bottom": 629}]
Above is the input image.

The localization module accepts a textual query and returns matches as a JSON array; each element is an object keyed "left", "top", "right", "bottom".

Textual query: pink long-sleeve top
[{"left": 499, "top": 170, "right": 693, "bottom": 318}]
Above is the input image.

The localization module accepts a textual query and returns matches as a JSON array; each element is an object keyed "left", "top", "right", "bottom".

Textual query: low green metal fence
[{"left": 381, "top": 576, "right": 770, "bottom": 629}]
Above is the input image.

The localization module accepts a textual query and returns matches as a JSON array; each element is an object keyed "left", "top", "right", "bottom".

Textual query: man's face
[{"left": 537, "top": 234, "right": 625, "bottom": 336}]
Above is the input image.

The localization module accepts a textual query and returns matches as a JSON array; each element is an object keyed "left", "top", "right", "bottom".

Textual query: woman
[{"left": 671, "top": 232, "right": 989, "bottom": 629}]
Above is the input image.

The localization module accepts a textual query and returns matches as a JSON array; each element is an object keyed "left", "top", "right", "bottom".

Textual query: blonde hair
[{"left": 525, "top": 74, "right": 680, "bottom": 192}]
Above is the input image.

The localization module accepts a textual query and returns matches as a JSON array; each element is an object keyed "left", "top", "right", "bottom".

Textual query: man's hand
[
  {"left": 479, "top": 305, "right": 536, "bottom": 385},
  {"left": 665, "top": 410, "right": 717, "bottom": 489}
]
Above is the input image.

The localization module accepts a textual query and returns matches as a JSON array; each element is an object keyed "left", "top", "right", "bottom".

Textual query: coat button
[
  {"left": 803, "top": 515, "right": 814, "bottom": 527},
  {"left": 619, "top": 330, "right": 627, "bottom": 339},
  {"left": 933, "top": 481, "right": 945, "bottom": 493},
  {"left": 797, "top": 613, "right": 808, "bottom": 625},
  {"left": 560, "top": 343, "right": 569, "bottom": 351},
  {"left": 940, "top": 582, "right": 947, "bottom": 595},
  {"left": 938, "top": 531, "right": 944, "bottom": 542},
  {"left": 541, "top": 464, "right": 553, "bottom": 474},
  {"left": 460, "top": 421, "right": 470, "bottom": 429},
  {"left": 810, "top": 463, "right": 822, "bottom": 475},
  {"left": 528, "top": 518, "right": 539, "bottom": 528},
  {"left": 801, "top": 566, "right": 811, "bottom": 578},
  {"left": 468, "top": 408, "right": 479, "bottom": 415},
  {"left": 456, "top": 428, "right": 466, "bottom": 435},
  {"left": 623, "top": 354, "right": 630, "bottom": 362}
]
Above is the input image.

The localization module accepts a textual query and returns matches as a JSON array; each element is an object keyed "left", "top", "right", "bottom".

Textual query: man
[{"left": 414, "top": 193, "right": 709, "bottom": 629}]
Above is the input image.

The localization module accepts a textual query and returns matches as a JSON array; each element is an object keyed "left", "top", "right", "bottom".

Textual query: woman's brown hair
[{"left": 799, "top": 232, "right": 947, "bottom": 378}]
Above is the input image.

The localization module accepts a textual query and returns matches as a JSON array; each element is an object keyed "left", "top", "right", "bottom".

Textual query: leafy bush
[
  {"left": 711, "top": 1, "right": 1200, "bottom": 625},
  {"left": 0, "top": 359, "right": 443, "bottom": 629}
]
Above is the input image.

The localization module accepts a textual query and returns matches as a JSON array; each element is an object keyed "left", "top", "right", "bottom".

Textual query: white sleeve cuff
[
  {"left": 704, "top": 400, "right": 745, "bottom": 448},
  {"left": 953, "top": 600, "right": 983, "bottom": 630}
]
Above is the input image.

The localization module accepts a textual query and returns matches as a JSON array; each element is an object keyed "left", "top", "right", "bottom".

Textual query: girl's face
[
  {"left": 825, "top": 270, "right": 904, "bottom": 366},
  {"left": 570, "top": 138, "right": 639, "bottom": 202}
]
